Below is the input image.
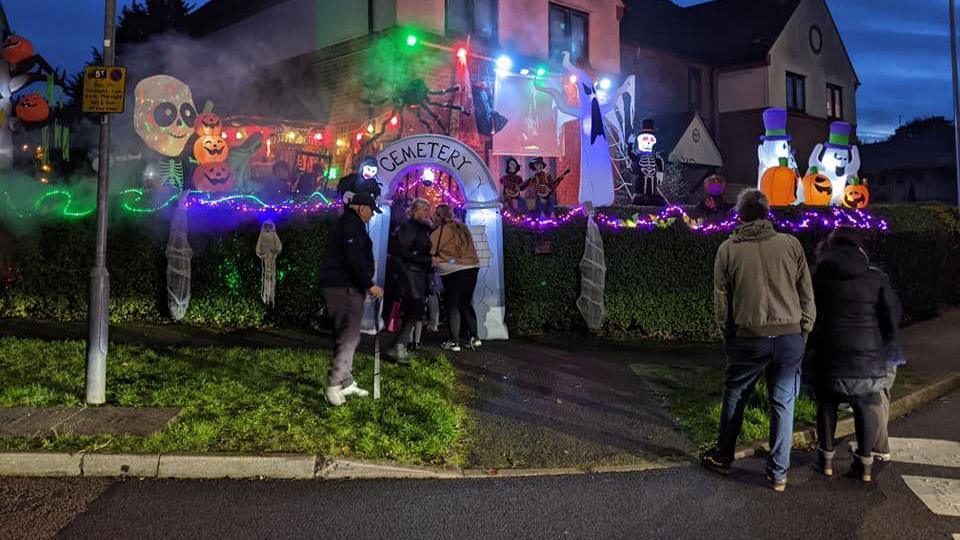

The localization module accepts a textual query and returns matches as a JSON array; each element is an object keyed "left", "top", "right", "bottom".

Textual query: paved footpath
[{"left": 2, "top": 388, "right": 956, "bottom": 540}]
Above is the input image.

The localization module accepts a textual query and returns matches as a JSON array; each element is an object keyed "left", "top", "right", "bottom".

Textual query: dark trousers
[
  {"left": 323, "top": 287, "right": 364, "bottom": 388},
  {"left": 394, "top": 294, "right": 426, "bottom": 346},
  {"left": 816, "top": 388, "right": 883, "bottom": 456},
  {"left": 715, "top": 334, "right": 804, "bottom": 481},
  {"left": 440, "top": 268, "right": 479, "bottom": 344}
]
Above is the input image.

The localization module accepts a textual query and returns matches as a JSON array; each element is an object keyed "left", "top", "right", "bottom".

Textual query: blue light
[{"left": 496, "top": 55, "right": 513, "bottom": 73}]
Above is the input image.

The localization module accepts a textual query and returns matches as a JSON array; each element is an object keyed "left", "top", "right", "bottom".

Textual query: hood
[
  {"left": 731, "top": 220, "right": 777, "bottom": 243},
  {"left": 816, "top": 244, "right": 870, "bottom": 279}
]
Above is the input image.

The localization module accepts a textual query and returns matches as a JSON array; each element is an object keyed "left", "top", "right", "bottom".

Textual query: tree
[
  {"left": 116, "top": 0, "right": 194, "bottom": 56},
  {"left": 892, "top": 116, "right": 953, "bottom": 139},
  {"left": 62, "top": 47, "right": 104, "bottom": 123}
]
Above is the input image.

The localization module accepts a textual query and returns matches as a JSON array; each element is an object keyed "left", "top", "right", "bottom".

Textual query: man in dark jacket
[
  {"left": 318, "top": 193, "right": 384, "bottom": 406},
  {"left": 810, "top": 227, "right": 900, "bottom": 482},
  {"left": 702, "top": 189, "right": 816, "bottom": 492}
]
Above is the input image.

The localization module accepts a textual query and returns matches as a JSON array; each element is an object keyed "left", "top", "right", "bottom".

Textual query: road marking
[
  {"left": 891, "top": 438, "right": 960, "bottom": 468},
  {"left": 901, "top": 476, "right": 960, "bottom": 517}
]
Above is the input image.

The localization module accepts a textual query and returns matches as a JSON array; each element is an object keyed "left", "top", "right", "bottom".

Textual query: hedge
[{"left": 1, "top": 205, "right": 958, "bottom": 341}]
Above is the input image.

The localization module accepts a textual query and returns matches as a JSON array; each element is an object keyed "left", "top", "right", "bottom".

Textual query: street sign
[{"left": 82, "top": 66, "right": 127, "bottom": 114}]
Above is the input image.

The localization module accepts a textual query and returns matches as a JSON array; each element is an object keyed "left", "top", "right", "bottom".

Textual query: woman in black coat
[
  {"left": 386, "top": 198, "right": 434, "bottom": 363},
  {"left": 809, "top": 227, "right": 900, "bottom": 482}
]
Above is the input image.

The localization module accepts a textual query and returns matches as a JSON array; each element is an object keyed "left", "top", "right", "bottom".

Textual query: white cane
[{"left": 373, "top": 296, "right": 383, "bottom": 400}]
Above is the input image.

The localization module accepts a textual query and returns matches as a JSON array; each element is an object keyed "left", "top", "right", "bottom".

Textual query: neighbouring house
[
  {"left": 621, "top": 0, "right": 859, "bottom": 193},
  {"left": 860, "top": 118, "right": 958, "bottom": 204}
]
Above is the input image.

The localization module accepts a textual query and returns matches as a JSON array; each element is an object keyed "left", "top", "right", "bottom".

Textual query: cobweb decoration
[
  {"left": 166, "top": 197, "right": 193, "bottom": 320},
  {"left": 576, "top": 206, "right": 607, "bottom": 330},
  {"left": 256, "top": 220, "right": 282, "bottom": 306}
]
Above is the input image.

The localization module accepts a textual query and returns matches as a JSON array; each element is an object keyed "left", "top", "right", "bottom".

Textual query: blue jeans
[{"left": 715, "top": 334, "right": 804, "bottom": 480}]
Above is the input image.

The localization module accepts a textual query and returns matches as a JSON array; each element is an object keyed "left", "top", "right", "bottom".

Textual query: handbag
[{"left": 386, "top": 301, "right": 403, "bottom": 333}]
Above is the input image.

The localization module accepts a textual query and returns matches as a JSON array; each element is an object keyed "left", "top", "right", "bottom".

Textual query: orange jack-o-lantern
[
  {"left": 842, "top": 182, "right": 870, "bottom": 210},
  {"left": 760, "top": 166, "right": 798, "bottom": 206},
  {"left": 193, "top": 135, "right": 229, "bottom": 163},
  {"left": 2, "top": 35, "right": 35, "bottom": 65},
  {"left": 194, "top": 112, "right": 222, "bottom": 137},
  {"left": 801, "top": 173, "right": 833, "bottom": 206},
  {"left": 192, "top": 162, "right": 236, "bottom": 192},
  {"left": 15, "top": 93, "right": 49, "bottom": 123}
]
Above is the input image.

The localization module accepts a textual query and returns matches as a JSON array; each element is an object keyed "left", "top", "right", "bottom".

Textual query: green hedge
[{"left": 1, "top": 205, "right": 958, "bottom": 341}]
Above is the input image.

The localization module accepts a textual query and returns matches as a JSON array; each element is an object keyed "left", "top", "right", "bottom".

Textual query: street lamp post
[
  {"left": 85, "top": 0, "right": 117, "bottom": 405},
  {"left": 951, "top": 0, "right": 960, "bottom": 210}
]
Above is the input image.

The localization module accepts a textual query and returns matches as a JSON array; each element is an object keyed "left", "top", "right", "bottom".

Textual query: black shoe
[
  {"left": 700, "top": 449, "right": 731, "bottom": 476},
  {"left": 407, "top": 342, "right": 421, "bottom": 352},
  {"left": 766, "top": 473, "right": 787, "bottom": 492}
]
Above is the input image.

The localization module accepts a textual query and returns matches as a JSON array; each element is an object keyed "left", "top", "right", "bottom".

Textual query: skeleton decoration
[
  {"left": 807, "top": 121, "right": 861, "bottom": 206},
  {"left": 165, "top": 196, "right": 193, "bottom": 320},
  {"left": 135, "top": 75, "right": 197, "bottom": 190},
  {"left": 628, "top": 118, "right": 665, "bottom": 206},
  {"left": 576, "top": 203, "right": 607, "bottom": 331},
  {"left": 256, "top": 220, "right": 282, "bottom": 307},
  {"left": 537, "top": 52, "right": 630, "bottom": 207}
]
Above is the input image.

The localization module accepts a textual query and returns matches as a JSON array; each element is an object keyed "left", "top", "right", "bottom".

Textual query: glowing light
[
  {"left": 519, "top": 68, "right": 530, "bottom": 76},
  {"left": 41, "top": 164, "right": 51, "bottom": 172},
  {"left": 568, "top": 75, "right": 577, "bottom": 84},
  {"left": 336, "top": 138, "right": 347, "bottom": 147},
  {"left": 421, "top": 168, "right": 436, "bottom": 186},
  {"left": 221, "top": 132, "right": 228, "bottom": 139},
  {"left": 313, "top": 132, "right": 323, "bottom": 142},
  {"left": 536, "top": 66, "right": 547, "bottom": 77},
  {"left": 285, "top": 131, "right": 296, "bottom": 141},
  {"left": 496, "top": 55, "right": 513, "bottom": 73},
  {"left": 355, "top": 133, "right": 363, "bottom": 142},
  {"left": 366, "top": 123, "right": 375, "bottom": 134},
  {"left": 456, "top": 47, "right": 467, "bottom": 63},
  {"left": 390, "top": 115, "right": 399, "bottom": 127},
  {"left": 235, "top": 131, "right": 244, "bottom": 140},
  {"left": 598, "top": 78, "right": 612, "bottom": 91},
  {"left": 40, "top": 177, "right": 48, "bottom": 184},
  {"left": 406, "top": 34, "right": 418, "bottom": 47},
  {"left": 327, "top": 166, "right": 339, "bottom": 180},
  {"left": 20, "top": 144, "right": 28, "bottom": 152}
]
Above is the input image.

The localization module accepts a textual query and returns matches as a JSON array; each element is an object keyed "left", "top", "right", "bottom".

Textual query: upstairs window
[
  {"left": 549, "top": 3, "right": 588, "bottom": 65},
  {"left": 786, "top": 72, "right": 806, "bottom": 112},
  {"left": 826, "top": 84, "right": 843, "bottom": 120},
  {"left": 446, "top": 0, "right": 498, "bottom": 43}
]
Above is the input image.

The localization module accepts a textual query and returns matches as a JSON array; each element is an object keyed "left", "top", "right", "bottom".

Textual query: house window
[
  {"left": 826, "top": 84, "right": 843, "bottom": 120},
  {"left": 688, "top": 67, "right": 702, "bottom": 113},
  {"left": 786, "top": 72, "right": 806, "bottom": 112},
  {"left": 446, "top": 0, "right": 498, "bottom": 42},
  {"left": 549, "top": 3, "right": 588, "bottom": 65}
]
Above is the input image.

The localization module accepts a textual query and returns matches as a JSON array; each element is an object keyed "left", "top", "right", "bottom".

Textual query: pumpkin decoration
[
  {"left": 192, "top": 162, "right": 236, "bottom": 192},
  {"left": 194, "top": 112, "right": 222, "bottom": 137},
  {"left": 193, "top": 134, "right": 229, "bottom": 163},
  {"left": 2, "top": 35, "right": 35, "bottom": 65},
  {"left": 801, "top": 173, "right": 833, "bottom": 206},
  {"left": 842, "top": 179, "right": 870, "bottom": 210},
  {"left": 759, "top": 166, "right": 798, "bottom": 206},
  {"left": 15, "top": 93, "right": 49, "bottom": 123}
]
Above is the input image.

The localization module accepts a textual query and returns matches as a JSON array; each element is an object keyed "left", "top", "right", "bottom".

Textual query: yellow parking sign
[{"left": 82, "top": 66, "right": 127, "bottom": 114}]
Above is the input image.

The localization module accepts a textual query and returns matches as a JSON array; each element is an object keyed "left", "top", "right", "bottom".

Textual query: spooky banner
[{"left": 492, "top": 74, "right": 560, "bottom": 157}]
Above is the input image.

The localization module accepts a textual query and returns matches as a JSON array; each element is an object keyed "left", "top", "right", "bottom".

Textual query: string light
[
  {"left": 390, "top": 115, "right": 399, "bottom": 127},
  {"left": 456, "top": 47, "right": 468, "bottom": 63}
]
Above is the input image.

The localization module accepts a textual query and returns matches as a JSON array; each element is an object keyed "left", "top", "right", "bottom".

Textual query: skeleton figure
[
  {"left": 135, "top": 75, "right": 196, "bottom": 191},
  {"left": 256, "top": 220, "right": 282, "bottom": 307}
]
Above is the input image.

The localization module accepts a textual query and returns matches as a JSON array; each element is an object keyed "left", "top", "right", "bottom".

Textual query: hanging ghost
[
  {"left": 166, "top": 196, "right": 193, "bottom": 321},
  {"left": 576, "top": 203, "right": 607, "bottom": 331},
  {"left": 256, "top": 220, "right": 282, "bottom": 307},
  {"left": 536, "top": 52, "right": 630, "bottom": 207},
  {"left": 807, "top": 121, "right": 861, "bottom": 206}
]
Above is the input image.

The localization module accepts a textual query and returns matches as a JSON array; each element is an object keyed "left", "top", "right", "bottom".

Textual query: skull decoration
[
  {"left": 193, "top": 162, "right": 236, "bottom": 192},
  {"left": 15, "top": 93, "right": 49, "bottom": 123},
  {"left": 2, "top": 35, "right": 35, "bottom": 65},
  {"left": 193, "top": 135, "right": 229, "bottom": 163},
  {"left": 134, "top": 75, "right": 197, "bottom": 157}
]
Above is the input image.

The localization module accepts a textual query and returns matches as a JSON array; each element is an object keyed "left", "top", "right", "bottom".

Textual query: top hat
[
  {"left": 759, "top": 108, "right": 792, "bottom": 142},
  {"left": 529, "top": 157, "right": 547, "bottom": 170},
  {"left": 824, "top": 121, "right": 853, "bottom": 150},
  {"left": 640, "top": 118, "right": 656, "bottom": 134}
]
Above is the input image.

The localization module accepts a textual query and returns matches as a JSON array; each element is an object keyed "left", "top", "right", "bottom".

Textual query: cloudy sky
[{"left": 5, "top": 0, "right": 956, "bottom": 140}]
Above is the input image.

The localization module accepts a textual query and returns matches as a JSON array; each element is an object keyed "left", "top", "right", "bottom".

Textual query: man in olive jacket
[{"left": 701, "top": 189, "right": 816, "bottom": 492}]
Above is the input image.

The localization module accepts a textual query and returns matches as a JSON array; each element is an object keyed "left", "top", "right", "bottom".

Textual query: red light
[
  {"left": 456, "top": 47, "right": 468, "bottom": 63},
  {"left": 390, "top": 115, "right": 399, "bottom": 127},
  {"left": 313, "top": 132, "right": 323, "bottom": 142},
  {"left": 355, "top": 133, "right": 363, "bottom": 142}
]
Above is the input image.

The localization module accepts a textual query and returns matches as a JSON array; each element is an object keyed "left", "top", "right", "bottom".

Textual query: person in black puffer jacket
[
  {"left": 810, "top": 227, "right": 901, "bottom": 483},
  {"left": 386, "top": 198, "right": 435, "bottom": 363}
]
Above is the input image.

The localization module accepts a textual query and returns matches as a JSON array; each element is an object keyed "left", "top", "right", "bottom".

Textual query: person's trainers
[
  {"left": 471, "top": 338, "right": 482, "bottom": 349},
  {"left": 387, "top": 343, "right": 410, "bottom": 365},
  {"left": 324, "top": 385, "right": 344, "bottom": 407},
  {"left": 441, "top": 341, "right": 461, "bottom": 352},
  {"left": 816, "top": 448, "right": 835, "bottom": 477},
  {"left": 766, "top": 474, "right": 787, "bottom": 492},
  {"left": 341, "top": 382, "right": 369, "bottom": 398},
  {"left": 700, "top": 450, "right": 731, "bottom": 476}
]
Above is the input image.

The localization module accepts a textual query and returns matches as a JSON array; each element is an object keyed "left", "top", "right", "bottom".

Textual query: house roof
[
  {"left": 860, "top": 127, "right": 956, "bottom": 173},
  {"left": 621, "top": 0, "right": 803, "bottom": 67}
]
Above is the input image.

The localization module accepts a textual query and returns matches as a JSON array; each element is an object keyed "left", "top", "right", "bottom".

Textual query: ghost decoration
[
  {"left": 256, "top": 221, "right": 282, "bottom": 307},
  {"left": 807, "top": 121, "right": 861, "bottom": 206},
  {"left": 134, "top": 75, "right": 197, "bottom": 158},
  {"left": 757, "top": 108, "right": 801, "bottom": 205},
  {"left": 166, "top": 196, "right": 193, "bottom": 321},
  {"left": 536, "top": 52, "right": 629, "bottom": 207},
  {"left": 576, "top": 203, "right": 607, "bottom": 331}
]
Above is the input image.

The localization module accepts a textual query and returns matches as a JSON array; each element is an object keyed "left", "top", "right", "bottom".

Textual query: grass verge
[{"left": 0, "top": 337, "right": 464, "bottom": 465}]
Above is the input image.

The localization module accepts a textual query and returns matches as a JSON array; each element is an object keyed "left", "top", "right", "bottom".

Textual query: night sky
[{"left": 4, "top": 0, "right": 956, "bottom": 141}]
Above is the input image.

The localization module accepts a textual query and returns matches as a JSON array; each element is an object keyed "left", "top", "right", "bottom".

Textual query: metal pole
[
  {"left": 85, "top": 0, "right": 116, "bottom": 405},
  {"left": 951, "top": 0, "right": 960, "bottom": 210}
]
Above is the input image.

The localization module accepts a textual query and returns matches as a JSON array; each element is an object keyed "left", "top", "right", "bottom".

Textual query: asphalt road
[{"left": 2, "top": 390, "right": 958, "bottom": 540}]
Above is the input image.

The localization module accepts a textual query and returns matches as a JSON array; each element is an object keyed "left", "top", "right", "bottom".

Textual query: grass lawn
[{"left": 0, "top": 337, "right": 465, "bottom": 465}]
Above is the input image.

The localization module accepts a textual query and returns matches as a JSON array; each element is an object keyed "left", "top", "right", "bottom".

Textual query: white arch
[{"left": 363, "top": 135, "right": 508, "bottom": 341}]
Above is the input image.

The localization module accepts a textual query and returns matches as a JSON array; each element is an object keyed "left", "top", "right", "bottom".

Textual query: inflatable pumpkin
[
  {"left": 193, "top": 162, "right": 236, "bottom": 192},
  {"left": 193, "top": 135, "right": 229, "bottom": 163},
  {"left": 842, "top": 181, "right": 870, "bottom": 210},
  {"left": 801, "top": 173, "right": 833, "bottom": 206},
  {"left": 15, "top": 93, "right": 49, "bottom": 123},
  {"left": 195, "top": 112, "right": 222, "bottom": 137},
  {"left": 2, "top": 35, "right": 35, "bottom": 65},
  {"left": 760, "top": 166, "right": 798, "bottom": 206}
]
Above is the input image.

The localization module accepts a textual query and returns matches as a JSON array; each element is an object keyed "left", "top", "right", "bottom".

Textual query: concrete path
[{"left": 0, "top": 407, "right": 180, "bottom": 438}]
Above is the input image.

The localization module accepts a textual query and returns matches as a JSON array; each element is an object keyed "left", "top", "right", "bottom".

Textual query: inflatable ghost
[
  {"left": 537, "top": 52, "right": 629, "bottom": 207},
  {"left": 134, "top": 75, "right": 197, "bottom": 158},
  {"left": 757, "top": 107, "right": 802, "bottom": 204},
  {"left": 807, "top": 121, "right": 861, "bottom": 206}
]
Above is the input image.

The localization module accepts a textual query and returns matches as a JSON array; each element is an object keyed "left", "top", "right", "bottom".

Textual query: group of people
[
  {"left": 703, "top": 189, "right": 902, "bottom": 491},
  {"left": 499, "top": 157, "right": 571, "bottom": 218},
  {"left": 317, "top": 159, "right": 482, "bottom": 406}
]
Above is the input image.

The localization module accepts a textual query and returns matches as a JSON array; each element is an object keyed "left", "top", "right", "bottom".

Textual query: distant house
[
  {"left": 860, "top": 119, "right": 958, "bottom": 204},
  {"left": 621, "top": 0, "right": 859, "bottom": 190}
]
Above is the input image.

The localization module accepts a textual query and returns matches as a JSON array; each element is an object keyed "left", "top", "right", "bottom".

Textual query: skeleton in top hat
[
  {"left": 628, "top": 118, "right": 665, "bottom": 206},
  {"left": 807, "top": 121, "right": 861, "bottom": 206}
]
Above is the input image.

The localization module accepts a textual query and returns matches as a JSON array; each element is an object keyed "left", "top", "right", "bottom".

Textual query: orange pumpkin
[
  {"left": 2, "top": 35, "right": 35, "bottom": 65},
  {"left": 192, "top": 163, "right": 236, "bottom": 192},
  {"left": 842, "top": 182, "right": 870, "bottom": 210},
  {"left": 801, "top": 173, "right": 833, "bottom": 206},
  {"left": 15, "top": 93, "right": 49, "bottom": 123},
  {"left": 194, "top": 112, "right": 222, "bottom": 137},
  {"left": 760, "top": 166, "right": 798, "bottom": 206},
  {"left": 193, "top": 134, "right": 229, "bottom": 163}
]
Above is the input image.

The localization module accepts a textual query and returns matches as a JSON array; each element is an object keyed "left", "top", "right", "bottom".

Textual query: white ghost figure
[
  {"left": 537, "top": 52, "right": 630, "bottom": 207},
  {"left": 256, "top": 220, "right": 282, "bottom": 307},
  {"left": 807, "top": 122, "right": 861, "bottom": 206},
  {"left": 134, "top": 75, "right": 197, "bottom": 157}
]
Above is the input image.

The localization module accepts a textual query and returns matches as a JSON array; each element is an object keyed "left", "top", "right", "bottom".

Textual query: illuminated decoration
[
  {"left": 256, "top": 220, "right": 282, "bottom": 307},
  {"left": 390, "top": 115, "right": 399, "bottom": 127},
  {"left": 568, "top": 75, "right": 577, "bottom": 84},
  {"left": 366, "top": 123, "right": 375, "bottom": 134},
  {"left": 235, "top": 130, "right": 244, "bottom": 140},
  {"left": 841, "top": 178, "right": 870, "bottom": 209},
  {"left": 312, "top": 131, "right": 324, "bottom": 142},
  {"left": 536, "top": 66, "right": 547, "bottom": 77},
  {"left": 134, "top": 75, "right": 196, "bottom": 157},
  {"left": 194, "top": 112, "right": 222, "bottom": 137},
  {"left": 0, "top": 37, "right": 63, "bottom": 169},
  {"left": 421, "top": 168, "right": 436, "bottom": 186},
  {"left": 495, "top": 55, "right": 513, "bottom": 73},
  {"left": 336, "top": 138, "right": 347, "bottom": 147},
  {"left": 192, "top": 162, "right": 236, "bottom": 192},
  {"left": 327, "top": 166, "right": 339, "bottom": 180},
  {"left": 221, "top": 132, "right": 228, "bottom": 139},
  {"left": 801, "top": 173, "right": 833, "bottom": 206},
  {"left": 519, "top": 68, "right": 530, "bottom": 76},
  {"left": 629, "top": 118, "right": 665, "bottom": 205},
  {"left": 166, "top": 198, "right": 192, "bottom": 321},
  {"left": 192, "top": 135, "right": 229, "bottom": 164},
  {"left": 761, "top": 166, "right": 799, "bottom": 206},
  {"left": 757, "top": 108, "right": 800, "bottom": 205},
  {"left": 406, "top": 34, "right": 418, "bottom": 47},
  {"left": 537, "top": 52, "right": 631, "bottom": 207},
  {"left": 392, "top": 169, "right": 466, "bottom": 210},
  {"left": 704, "top": 174, "right": 727, "bottom": 197},
  {"left": 355, "top": 133, "right": 363, "bottom": 142},
  {"left": 807, "top": 121, "right": 861, "bottom": 206},
  {"left": 456, "top": 47, "right": 468, "bottom": 64},
  {"left": 15, "top": 93, "right": 49, "bottom": 123},
  {"left": 2, "top": 35, "right": 35, "bottom": 65},
  {"left": 598, "top": 78, "right": 612, "bottom": 91}
]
